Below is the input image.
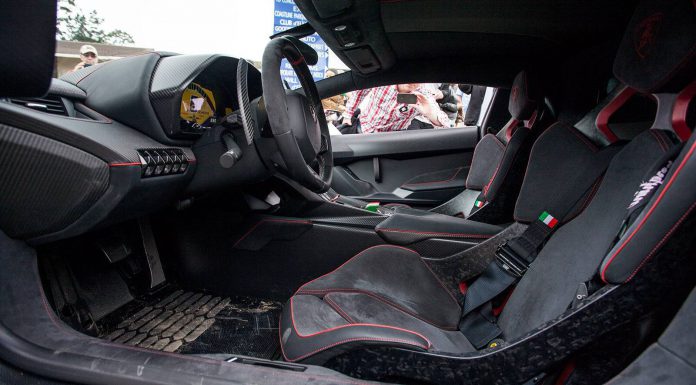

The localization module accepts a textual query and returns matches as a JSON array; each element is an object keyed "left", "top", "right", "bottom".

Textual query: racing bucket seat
[{"left": 278, "top": 1, "right": 696, "bottom": 382}]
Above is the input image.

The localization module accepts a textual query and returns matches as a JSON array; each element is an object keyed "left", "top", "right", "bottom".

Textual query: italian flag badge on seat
[{"left": 539, "top": 211, "right": 558, "bottom": 228}]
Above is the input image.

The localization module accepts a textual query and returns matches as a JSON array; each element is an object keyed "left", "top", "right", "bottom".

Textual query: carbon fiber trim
[
  {"left": 0, "top": 102, "right": 194, "bottom": 164},
  {"left": 49, "top": 79, "right": 87, "bottom": 100},
  {"left": 59, "top": 63, "right": 102, "bottom": 85},
  {"left": 236, "top": 59, "right": 256, "bottom": 145},
  {"left": 409, "top": 238, "right": 480, "bottom": 259},
  {"left": 149, "top": 54, "right": 221, "bottom": 138},
  {"left": 310, "top": 216, "right": 386, "bottom": 228},
  {"left": 0, "top": 123, "right": 109, "bottom": 238},
  {"left": 150, "top": 55, "right": 218, "bottom": 94}
]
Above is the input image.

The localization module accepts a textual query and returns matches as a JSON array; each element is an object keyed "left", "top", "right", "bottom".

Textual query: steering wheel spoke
[{"left": 261, "top": 37, "right": 333, "bottom": 193}]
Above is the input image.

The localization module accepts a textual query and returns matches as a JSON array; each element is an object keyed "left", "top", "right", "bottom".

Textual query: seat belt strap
[
  {"left": 459, "top": 302, "right": 503, "bottom": 349},
  {"left": 462, "top": 212, "right": 557, "bottom": 315}
]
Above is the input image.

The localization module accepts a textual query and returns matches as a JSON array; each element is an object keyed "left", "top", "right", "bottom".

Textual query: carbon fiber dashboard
[
  {"left": 149, "top": 55, "right": 263, "bottom": 141},
  {"left": 0, "top": 52, "right": 265, "bottom": 244}
]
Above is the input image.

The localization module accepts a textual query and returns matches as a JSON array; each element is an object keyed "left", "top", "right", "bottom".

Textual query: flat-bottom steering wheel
[{"left": 261, "top": 37, "right": 333, "bottom": 192}]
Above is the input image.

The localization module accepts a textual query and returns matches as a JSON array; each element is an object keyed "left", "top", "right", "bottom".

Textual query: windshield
[{"left": 55, "top": 0, "right": 347, "bottom": 83}]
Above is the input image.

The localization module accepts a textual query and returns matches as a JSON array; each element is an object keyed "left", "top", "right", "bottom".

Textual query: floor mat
[{"left": 98, "top": 289, "right": 282, "bottom": 359}]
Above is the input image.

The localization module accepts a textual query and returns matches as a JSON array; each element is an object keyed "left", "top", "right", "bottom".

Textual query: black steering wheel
[{"left": 261, "top": 36, "right": 333, "bottom": 193}]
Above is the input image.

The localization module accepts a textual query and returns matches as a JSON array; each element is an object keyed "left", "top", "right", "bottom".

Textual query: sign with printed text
[{"left": 273, "top": 0, "right": 329, "bottom": 89}]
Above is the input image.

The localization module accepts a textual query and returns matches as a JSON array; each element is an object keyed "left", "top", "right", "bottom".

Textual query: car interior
[{"left": 0, "top": 0, "right": 695, "bottom": 384}]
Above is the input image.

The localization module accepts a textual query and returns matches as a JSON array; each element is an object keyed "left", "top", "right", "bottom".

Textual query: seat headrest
[
  {"left": 508, "top": 71, "right": 541, "bottom": 121},
  {"left": 0, "top": 0, "right": 57, "bottom": 97},
  {"left": 613, "top": 0, "right": 696, "bottom": 94}
]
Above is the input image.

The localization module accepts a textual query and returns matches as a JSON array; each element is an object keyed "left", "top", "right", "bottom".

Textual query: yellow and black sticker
[{"left": 180, "top": 83, "right": 216, "bottom": 127}]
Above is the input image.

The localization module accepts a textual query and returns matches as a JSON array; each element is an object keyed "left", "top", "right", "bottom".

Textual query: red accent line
[
  {"left": 295, "top": 244, "right": 420, "bottom": 293},
  {"left": 491, "top": 288, "right": 514, "bottom": 317},
  {"left": 672, "top": 80, "right": 696, "bottom": 142},
  {"left": 298, "top": 287, "right": 457, "bottom": 330},
  {"left": 601, "top": 137, "right": 696, "bottom": 283},
  {"left": 564, "top": 124, "right": 599, "bottom": 153},
  {"left": 554, "top": 359, "right": 576, "bottom": 385},
  {"left": 524, "top": 109, "right": 538, "bottom": 129},
  {"left": 376, "top": 228, "right": 493, "bottom": 239},
  {"left": 233, "top": 218, "right": 311, "bottom": 248},
  {"left": 323, "top": 294, "right": 356, "bottom": 323},
  {"left": 403, "top": 167, "right": 463, "bottom": 187},
  {"left": 289, "top": 296, "right": 431, "bottom": 345},
  {"left": 289, "top": 56, "right": 304, "bottom": 66},
  {"left": 109, "top": 162, "right": 141, "bottom": 167},
  {"left": 458, "top": 281, "right": 468, "bottom": 295},
  {"left": 504, "top": 118, "right": 520, "bottom": 141},
  {"left": 35, "top": 256, "right": 365, "bottom": 385},
  {"left": 596, "top": 86, "right": 637, "bottom": 143}
]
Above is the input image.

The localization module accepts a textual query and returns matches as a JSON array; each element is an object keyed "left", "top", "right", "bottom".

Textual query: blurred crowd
[{"left": 321, "top": 72, "right": 486, "bottom": 135}]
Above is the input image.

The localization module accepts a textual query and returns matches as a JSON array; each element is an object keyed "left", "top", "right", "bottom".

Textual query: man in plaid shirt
[{"left": 341, "top": 84, "right": 451, "bottom": 133}]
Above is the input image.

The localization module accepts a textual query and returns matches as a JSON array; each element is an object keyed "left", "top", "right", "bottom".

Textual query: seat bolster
[
  {"left": 279, "top": 295, "right": 430, "bottom": 364},
  {"left": 601, "top": 135, "right": 696, "bottom": 283},
  {"left": 466, "top": 134, "right": 505, "bottom": 191},
  {"left": 296, "top": 245, "right": 462, "bottom": 329}
]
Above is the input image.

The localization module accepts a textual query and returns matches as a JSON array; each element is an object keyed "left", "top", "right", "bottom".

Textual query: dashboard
[{"left": 0, "top": 53, "right": 267, "bottom": 244}]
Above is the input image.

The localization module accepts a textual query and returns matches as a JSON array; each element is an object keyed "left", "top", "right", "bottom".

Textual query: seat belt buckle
[{"left": 494, "top": 242, "right": 528, "bottom": 278}]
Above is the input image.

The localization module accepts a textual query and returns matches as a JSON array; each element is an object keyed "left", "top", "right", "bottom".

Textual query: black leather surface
[{"left": 375, "top": 213, "right": 502, "bottom": 245}]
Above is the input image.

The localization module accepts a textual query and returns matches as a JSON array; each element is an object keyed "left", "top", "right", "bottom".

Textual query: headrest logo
[
  {"left": 633, "top": 13, "right": 664, "bottom": 59},
  {"left": 511, "top": 86, "right": 519, "bottom": 103}
]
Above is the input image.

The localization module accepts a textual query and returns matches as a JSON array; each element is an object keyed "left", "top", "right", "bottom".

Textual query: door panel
[{"left": 331, "top": 127, "right": 478, "bottom": 208}]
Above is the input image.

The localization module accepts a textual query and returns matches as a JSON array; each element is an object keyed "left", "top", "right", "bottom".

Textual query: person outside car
[
  {"left": 341, "top": 83, "right": 450, "bottom": 133},
  {"left": 71, "top": 45, "right": 99, "bottom": 72}
]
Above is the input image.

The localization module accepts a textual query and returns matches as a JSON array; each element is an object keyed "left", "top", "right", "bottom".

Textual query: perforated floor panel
[{"left": 99, "top": 289, "right": 282, "bottom": 359}]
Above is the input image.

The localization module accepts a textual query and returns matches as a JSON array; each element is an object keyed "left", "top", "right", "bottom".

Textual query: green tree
[{"left": 57, "top": 0, "right": 135, "bottom": 45}]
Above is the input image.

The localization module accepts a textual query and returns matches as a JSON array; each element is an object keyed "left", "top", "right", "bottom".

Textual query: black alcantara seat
[
  {"left": 279, "top": 0, "right": 696, "bottom": 375},
  {"left": 374, "top": 69, "right": 549, "bottom": 220}
]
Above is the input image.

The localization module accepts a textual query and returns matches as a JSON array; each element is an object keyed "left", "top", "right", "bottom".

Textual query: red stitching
[
  {"left": 284, "top": 336, "right": 428, "bottom": 363},
  {"left": 419, "top": 257, "right": 461, "bottom": 305},
  {"left": 624, "top": 200, "right": 696, "bottom": 282},
  {"left": 233, "top": 218, "right": 311, "bottom": 248},
  {"left": 403, "top": 167, "right": 463, "bottom": 186},
  {"left": 601, "top": 137, "right": 696, "bottom": 282},
  {"left": 297, "top": 288, "right": 458, "bottom": 330},
  {"left": 563, "top": 174, "right": 604, "bottom": 223},
  {"left": 34, "top": 264, "right": 368, "bottom": 385},
  {"left": 323, "top": 294, "right": 356, "bottom": 323},
  {"left": 376, "top": 228, "right": 493, "bottom": 239},
  {"left": 564, "top": 124, "right": 599, "bottom": 153},
  {"left": 296, "top": 244, "right": 421, "bottom": 293},
  {"left": 650, "top": 130, "right": 669, "bottom": 152},
  {"left": 109, "top": 162, "right": 141, "bottom": 167},
  {"left": 484, "top": 129, "right": 524, "bottom": 198},
  {"left": 289, "top": 297, "right": 432, "bottom": 344},
  {"left": 466, "top": 134, "right": 503, "bottom": 189},
  {"left": 596, "top": 86, "right": 636, "bottom": 143}
]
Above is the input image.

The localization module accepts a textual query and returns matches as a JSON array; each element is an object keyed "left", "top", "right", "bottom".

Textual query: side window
[{"left": 322, "top": 83, "right": 493, "bottom": 135}]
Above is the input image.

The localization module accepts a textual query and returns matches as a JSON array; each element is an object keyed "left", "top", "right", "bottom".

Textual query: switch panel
[{"left": 137, "top": 148, "right": 189, "bottom": 178}]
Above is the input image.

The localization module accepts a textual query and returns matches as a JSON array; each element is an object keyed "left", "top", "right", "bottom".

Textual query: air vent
[{"left": 9, "top": 95, "right": 68, "bottom": 116}]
